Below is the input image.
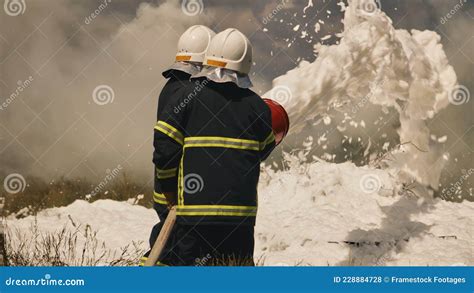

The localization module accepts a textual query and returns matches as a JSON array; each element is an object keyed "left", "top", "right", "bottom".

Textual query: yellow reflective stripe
[
  {"left": 155, "top": 121, "right": 184, "bottom": 145},
  {"left": 156, "top": 167, "right": 177, "bottom": 179},
  {"left": 177, "top": 205, "right": 257, "bottom": 217},
  {"left": 185, "top": 137, "right": 258, "bottom": 143},
  {"left": 183, "top": 135, "right": 275, "bottom": 151},
  {"left": 261, "top": 132, "right": 275, "bottom": 149},
  {"left": 185, "top": 143, "right": 260, "bottom": 151},
  {"left": 139, "top": 257, "right": 168, "bottom": 266},
  {"left": 153, "top": 192, "right": 167, "bottom": 205},
  {"left": 179, "top": 205, "right": 256, "bottom": 210},
  {"left": 178, "top": 151, "right": 185, "bottom": 206},
  {"left": 177, "top": 211, "right": 256, "bottom": 216},
  {"left": 177, "top": 211, "right": 257, "bottom": 216},
  {"left": 184, "top": 136, "right": 260, "bottom": 151}
]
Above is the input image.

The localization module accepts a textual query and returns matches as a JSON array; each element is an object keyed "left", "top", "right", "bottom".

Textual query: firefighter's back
[{"left": 169, "top": 78, "right": 275, "bottom": 226}]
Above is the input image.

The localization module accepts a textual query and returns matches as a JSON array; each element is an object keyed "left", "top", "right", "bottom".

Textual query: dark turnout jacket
[
  {"left": 153, "top": 70, "right": 194, "bottom": 218},
  {"left": 153, "top": 78, "right": 276, "bottom": 226}
]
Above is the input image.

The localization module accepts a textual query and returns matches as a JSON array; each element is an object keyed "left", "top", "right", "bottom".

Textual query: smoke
[
  {"left": 0, "top": 0, "right": 471, "bottom": 200},
  {"left": 0, "top": 1, "right": 211, "bottom": 180},
  {"left": 395, "top": 0, "right": 474, "bottom": 198}
]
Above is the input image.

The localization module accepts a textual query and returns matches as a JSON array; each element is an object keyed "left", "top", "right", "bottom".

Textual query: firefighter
[
  {"left": 154, "top": 28, "right": 276, "bottom": 265},
  {"left": 140, "top": 25, "right": 216, "bottom": 266}
]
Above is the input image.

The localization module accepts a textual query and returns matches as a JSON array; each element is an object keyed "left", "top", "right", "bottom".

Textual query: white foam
[
  {"left": 7, "top": 160, "right": 472, "bottom": 266},
  {"left": 256, "top": 159, "right": 474, "bottom": 266},
  {"left": 265, "top": 0, "right": 457, "bottom": 190}
]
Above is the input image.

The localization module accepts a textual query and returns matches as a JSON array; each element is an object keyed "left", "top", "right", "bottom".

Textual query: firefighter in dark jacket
[
  {"left": 154, "top": 28, "right": 276, "bottom": 265},
  {"left": 140, "top": 25, "right": 215, "bottom": 266}
]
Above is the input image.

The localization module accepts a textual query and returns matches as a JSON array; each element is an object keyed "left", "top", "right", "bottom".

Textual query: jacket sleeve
[
  {"left": 258, "top": 102, "right": 276, "bottom": 161},
  {"left": 153, "top": 93, "right": 188, "bottom": 193}
]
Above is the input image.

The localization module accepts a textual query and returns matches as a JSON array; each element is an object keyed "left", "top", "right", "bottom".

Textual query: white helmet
[
  {"left": 176, "top": 25, "right": 216, "bottom": 63},
  {"left": 203, "top": 28, "right": 253, "bottom": 75}
]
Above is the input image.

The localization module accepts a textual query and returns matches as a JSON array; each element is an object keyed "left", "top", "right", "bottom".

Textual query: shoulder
[
  {"left": 182, "top": 77, "right": 208, "bottom": 97},
  {"left": 244, "top": 89, "right": 268, "bottom": 111}
]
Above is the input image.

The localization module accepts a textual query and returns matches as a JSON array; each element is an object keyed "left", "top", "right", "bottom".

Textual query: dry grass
[
  {"left": 1, "top": 173, "right": 270, "bottom": 267},
  {"left": 5, "top": 218, "right": 145, "bottom": 266},
  {"left": 0, "top": 172, "right": 152, "bottom": 266},
  {"left": 206, "top": 256, "right": 256, "bottom": 266},
  {"left": 5, "top": 219, "right": 266, "bottom": 266},
  {"left": 1, "top": 173, "right": 153, "bottom": 218}
]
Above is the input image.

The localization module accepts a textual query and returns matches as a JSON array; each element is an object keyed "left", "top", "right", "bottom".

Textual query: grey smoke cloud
[
  {"left": 0, "top": 0, "right": 213, "bottom": 180},
  {"left": 0, "top": 0, "right": 472, "bottom": 197},
  {"left": 0, "top": 0, "right": 302, "bottom": 181}
]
